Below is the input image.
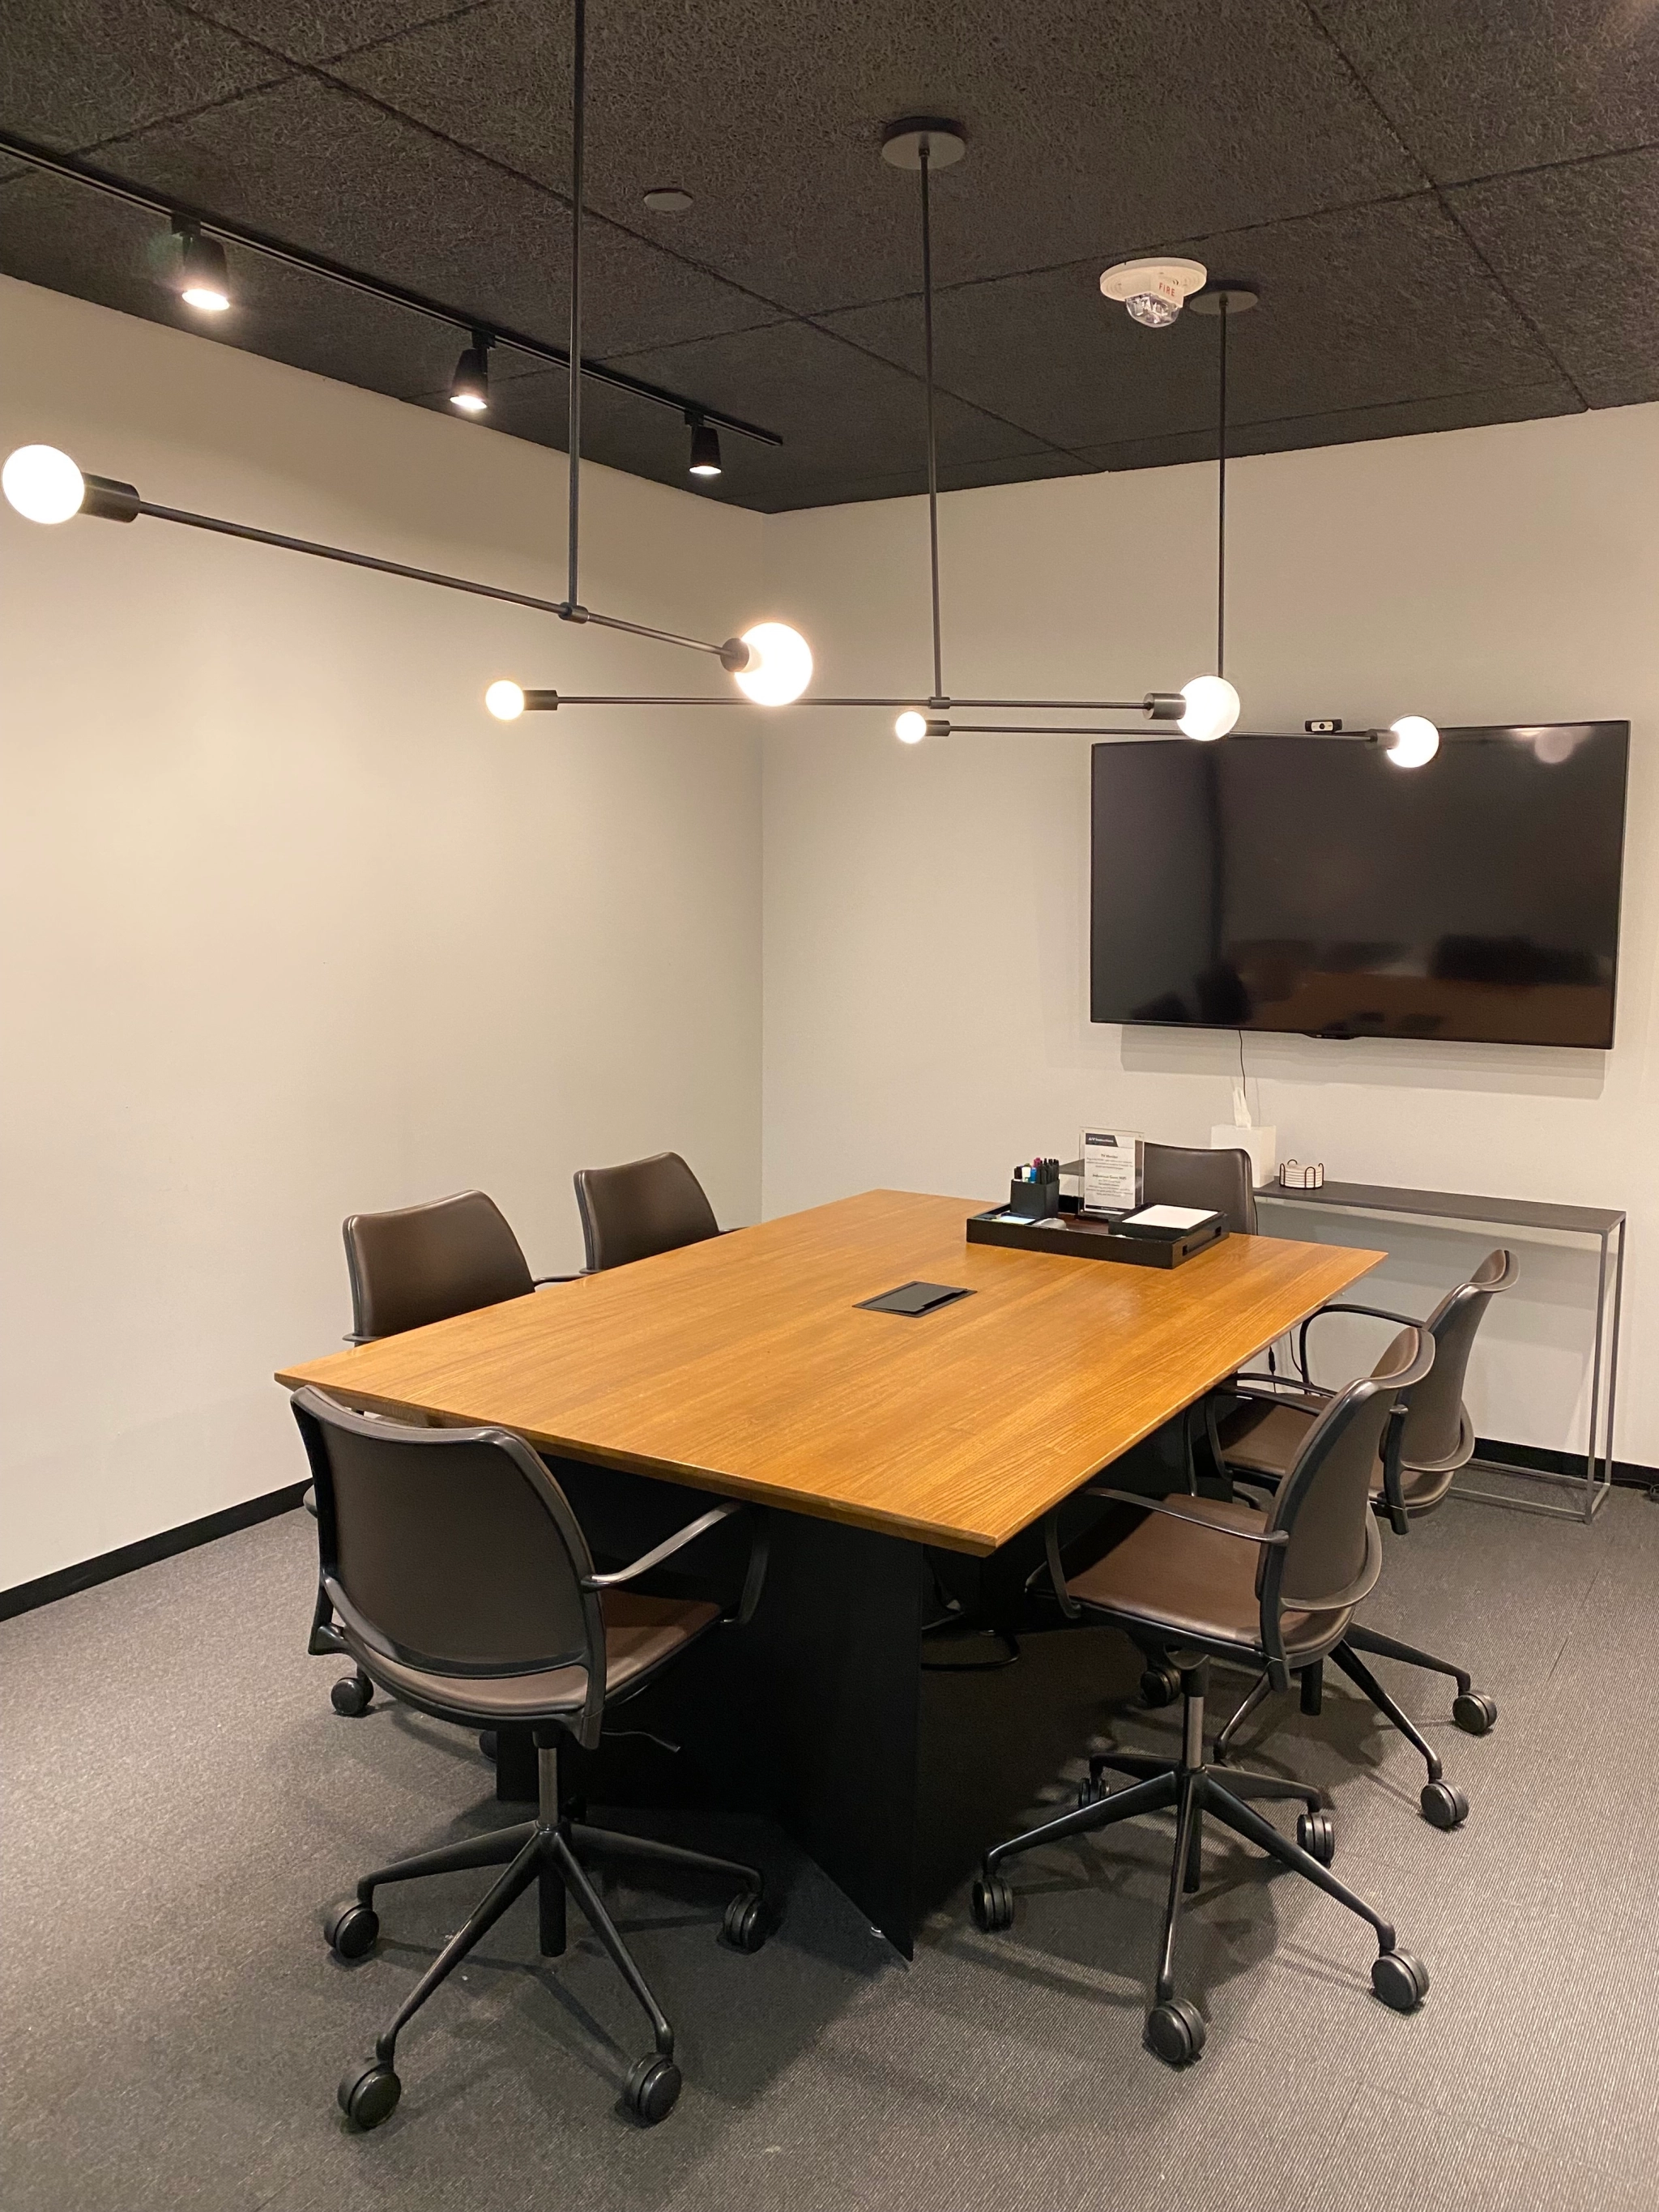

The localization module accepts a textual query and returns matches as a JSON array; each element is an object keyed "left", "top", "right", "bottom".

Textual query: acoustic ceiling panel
[{"left": 1, "top": 0, "right": 1644, "bottom": 509}]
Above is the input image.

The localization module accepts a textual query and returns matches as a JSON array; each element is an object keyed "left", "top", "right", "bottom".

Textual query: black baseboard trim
[
  {"left": 1474, "top": 1438, "right": 1658, "bottom": 1491},
  {"left": 0, "top": 1481, "right": 310, "bottom": 1623}
]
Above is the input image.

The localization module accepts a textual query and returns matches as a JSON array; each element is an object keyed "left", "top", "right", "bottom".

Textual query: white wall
[
  {"left": 760, "top": 408, "right": 1659, "bottom": 1464},
  {"left": 0, "top": 277, "right": 766, "bottom": 1588}
]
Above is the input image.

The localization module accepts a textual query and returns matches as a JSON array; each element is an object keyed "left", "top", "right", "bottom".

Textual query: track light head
[
  {"left": 450, "top": 331, "right": 492, "bottom": 415},
  {"left": 687, "top": 417, "right": 723, "bottom": 478},
  {"left": 1100, "top": 257, "right": 1207, "bottom": 330},
  {"left": 171, "top": 221, "right": 231, "bottom": 312}
]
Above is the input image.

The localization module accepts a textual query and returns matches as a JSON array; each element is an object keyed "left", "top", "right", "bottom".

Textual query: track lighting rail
[{"left": 0, "top": 126, "right": 782, "bottom": 452}]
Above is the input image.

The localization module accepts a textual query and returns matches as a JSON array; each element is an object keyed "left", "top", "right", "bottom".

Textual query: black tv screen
[{"left": 1090, "top": 723, "right": 1628, "bottom": 1047}]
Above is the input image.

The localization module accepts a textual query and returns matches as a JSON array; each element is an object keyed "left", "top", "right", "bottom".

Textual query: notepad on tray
[{"left": 1118, "top": 1204, "right": 1222, "bottom": 1239}]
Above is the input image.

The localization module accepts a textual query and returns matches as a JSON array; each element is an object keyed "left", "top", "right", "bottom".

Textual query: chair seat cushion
[
  {"left": 345, "top": 1592, "right": 720, "bottom": 1723},
  {"left": 1220, "top": 1399, "right": 1455, "bottom": 1515},
  {"left": 1067, "top": 1493, "right": 1350, "bottom": 1660}
]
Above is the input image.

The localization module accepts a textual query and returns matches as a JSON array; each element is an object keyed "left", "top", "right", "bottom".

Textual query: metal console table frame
[{"left": 1259, "top": 1179, "right": 1626, "bottom": 1524}]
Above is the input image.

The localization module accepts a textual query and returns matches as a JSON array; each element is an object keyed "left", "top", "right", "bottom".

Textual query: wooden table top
[{"left": 276, "top": 1189, "right": 1382, "bottom": 1555}]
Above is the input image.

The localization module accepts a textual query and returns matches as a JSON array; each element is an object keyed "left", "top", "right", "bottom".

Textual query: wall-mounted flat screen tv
[{"left": 1090, "top": 722, "right": 1628, "bottom": 1047}]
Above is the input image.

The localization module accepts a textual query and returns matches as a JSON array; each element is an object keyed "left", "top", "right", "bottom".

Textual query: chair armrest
[
  {"left": 1230, "top": 1373, "right": 1332, "bottom": 1400},
  {"left": 1085, "top": 1488, "right": 1290, "bottom": 1545},
  {"left": 585, "top": 1502, "right": 744, "bottom": 1589},
  {"left": 1308, "top": 1302, "right": 1423, "bottom": 1330}
]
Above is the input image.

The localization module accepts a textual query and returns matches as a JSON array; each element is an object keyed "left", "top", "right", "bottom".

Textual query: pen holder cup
[{"left": 1009, "top": 1174, "right": 1061, "bottom": 1221}]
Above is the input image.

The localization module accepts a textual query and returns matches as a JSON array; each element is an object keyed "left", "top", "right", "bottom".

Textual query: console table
[{"left": 1258, "top": 1179, "right": 1626, "bottom": 1524}]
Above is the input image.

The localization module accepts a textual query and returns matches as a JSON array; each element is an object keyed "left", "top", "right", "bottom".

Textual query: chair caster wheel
[
  {"left": 722, "top": 1891, "right": 768, "bottom": 1952},
  {"left": 1371, "top": 1949, "right": 1430, "bottom": 2012},
  {"left": 1452, "top": 1692, "right": 1497, "bottom": 1736},
  {"left": 331, "top": 1672, "right": 373, "bottom": 1717},
  {"left": 1141, "top": 1665, "right": 1181, "bottom": 1709},
  {"left": 338, "top": 2058, "right": 400, "bottom": 2128},
  {"left": 324, "top": 1899, "right": 379, "bottom": 1960},
  {"left": 478, "top": 1730, "right": 497, "bottom": 1762},
  {"left": 1296, "top": 1809, "right": 1336, "bottom": 1866},
  {"left": 1145, "top": 1997, "right": 1206, "bottom": 2067},
  {"left": 1420, "top": 1779, "right": 1468, "bottom": 1831},
  {"left": 622, "top": 2053, "right": 681, "bottom": 2125},
  {"left": 971, "top": 1873, "right": 1016, "bottom": 1933}
]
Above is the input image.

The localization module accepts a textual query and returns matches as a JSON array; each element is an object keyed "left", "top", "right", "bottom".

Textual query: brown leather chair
[
  {"left": 1215, "top": 1249, "right": 1517, "bottom": 1824},
  {"left": 1135, "top": 1142, "right": 1258, "bottom": 1507},
  {"left": 1141, "top": 1139, "right": 1258, "bottom": 1234},
  {"left": 574, "top": 1151, "right": 720, "bottom": 1272},
  {"left": 312, "top": 1191, "right": 574, "bottom": 1717},
  {"left": 292, "top": 1386, "right": 773, "bottom": 2133},
  {"left": 971, "top": 1328, "right": 1434, "bottom": 2069}
]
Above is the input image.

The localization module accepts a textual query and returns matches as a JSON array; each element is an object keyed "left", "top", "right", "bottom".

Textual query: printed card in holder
[{"left": 1080, "top": 1127, "right": 1142, "bottom": 1217}]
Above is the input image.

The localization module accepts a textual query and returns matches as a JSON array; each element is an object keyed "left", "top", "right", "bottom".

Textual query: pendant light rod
[
  {"left": 0, "top": 126, "right": 782, "bottom": 450},
  {"left": 70, "top": 484, "right": 738, "bottom": 655},
  {"left": 502, "top": 692, "right": 1183, "bottom": 713},
  {"left": 919, "top": 141, "right": 944, "bottom": 701},
  {"left": 1190, "top": 282, "right": 1257, "bottom": 684},
  {"left": 1217, "top": 293, "right": 1228, "bottom": 680},
  {"left": 566, "top": 0, "right": 586, "bottom": 611}
]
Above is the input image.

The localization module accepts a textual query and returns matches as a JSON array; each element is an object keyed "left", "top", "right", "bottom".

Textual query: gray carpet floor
[{"left": 3, "top": 1473, "right": 1656, "bottom": 2212}]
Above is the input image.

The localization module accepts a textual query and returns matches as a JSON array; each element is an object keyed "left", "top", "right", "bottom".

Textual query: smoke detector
[{"left": 1100, "top": 257, "right": 1208, "bottom": 329}]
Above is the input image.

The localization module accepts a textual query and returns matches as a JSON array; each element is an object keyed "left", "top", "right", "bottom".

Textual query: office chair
[
  {"left": 1214, "top": 1249, "right": 1517, "bottom": 1827},
  {"left": 1141, "top": 1140, "right": 1258, "bottom": 1234},
  {"left": 310, "top": 1191, "right": 573, "bottom": 1717},
  {"left": 973, "top": 1330, "right": 1435, "bottom": 2069},
  {"left": 292, "top": 1386, "right": 773, "bottom": 2131},
  {"left": 574, "top": 1151, "right": 720, "bottom": 1272}
]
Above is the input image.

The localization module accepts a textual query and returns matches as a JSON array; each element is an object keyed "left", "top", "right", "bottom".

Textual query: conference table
[{"left": 278, "top": 1189, "right": 1380, "bottom": 1951}]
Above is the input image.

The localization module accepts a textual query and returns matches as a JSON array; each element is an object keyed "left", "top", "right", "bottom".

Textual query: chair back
[
  {"left": 1141, "top": 1140, "right": 1257, "bottom": 1234},
  {"left": 1263, "top": 1328, "right": 1434, "bottom": 1639},
  {"left": 343, "top": 1190, "right": 534, "bottom": 1340},
  {"left": 292, "top": 1387, "right": 607, "bottom": 1740},
  {"left": 574, "top": 1151, "right": 719, "bottom": 1272},
  {"left": 1397, "top": 1247, "right": 1517, "bottom": 1471}
]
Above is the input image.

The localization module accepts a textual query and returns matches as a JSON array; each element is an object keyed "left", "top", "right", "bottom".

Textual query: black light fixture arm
[
  {"left": 567, "top": 0, "right": 586, "bottom": 612},
  {"left": 0, "top": 126, "right": 781, "bottom": 452},
  {"left": 919, "top": 141, "right": 944, "bottom": 702},
  {"left": 1217, "top": 294, "right": 1228, "bottom": 680},
  {"left": 81, "top": 486, "right": 739, "bottom": 658},
  {"left": 503, "top": 691, "right": 1183, "bottom": 714}
]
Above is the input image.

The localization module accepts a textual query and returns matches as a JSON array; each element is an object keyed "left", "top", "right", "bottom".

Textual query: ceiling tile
[
  {"left": 0, "top": 0, "right": 288, "bottom": 150},
  {"left": 0, "top": 168, "right": 471, "bottom": 399},
  {"left": 591, "top": 319, "right": 1056, "bottom": 510},
  {"left": 1311, "top": 0, "right": 1659, "bottom": 183},
  {"left": 72, "top": 75, "right": 779, "bottom": 356},
  {"left": 821, "top": 196, "right": 1573, "bottom": 451},
  {"left": 1077, "top": 380, "right": 1583, "bottom": 472},
  {"left": 178, "top": 2, "right": 496, "bottom": 66},
  {"left": 331, "top": 0, "right": 1425, "bottom": 314},
  {"left": 467, "top": 323, "right": 1060, "bottom": 510},
  {"left": 1448, "top": 150, "right": 1659, "bottom": 407}
]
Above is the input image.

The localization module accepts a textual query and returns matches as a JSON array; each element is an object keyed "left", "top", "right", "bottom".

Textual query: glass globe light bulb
[
  {"left": 732, "top": 622, "right": 812, "bottom": 706},
  {"left": 1384, "top": 715, "right": 1439, "bottom": 769},
  {"left": 484, "top": 680, "right": 526, "bottom": 722},
  {"left": 2, "top": 444, "right": 86, "bottom": 525},
  {"left": 1179, "top": 675, "right": 1241, "bottom": 743},
  {"left": 894, "top": 711, "right": 928, "bottom": 744}
]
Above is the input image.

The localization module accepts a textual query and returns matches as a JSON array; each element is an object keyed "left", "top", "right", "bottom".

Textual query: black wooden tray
[{"left": 966, "top": 1207, "right": 1229, "bottom": 1268}]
